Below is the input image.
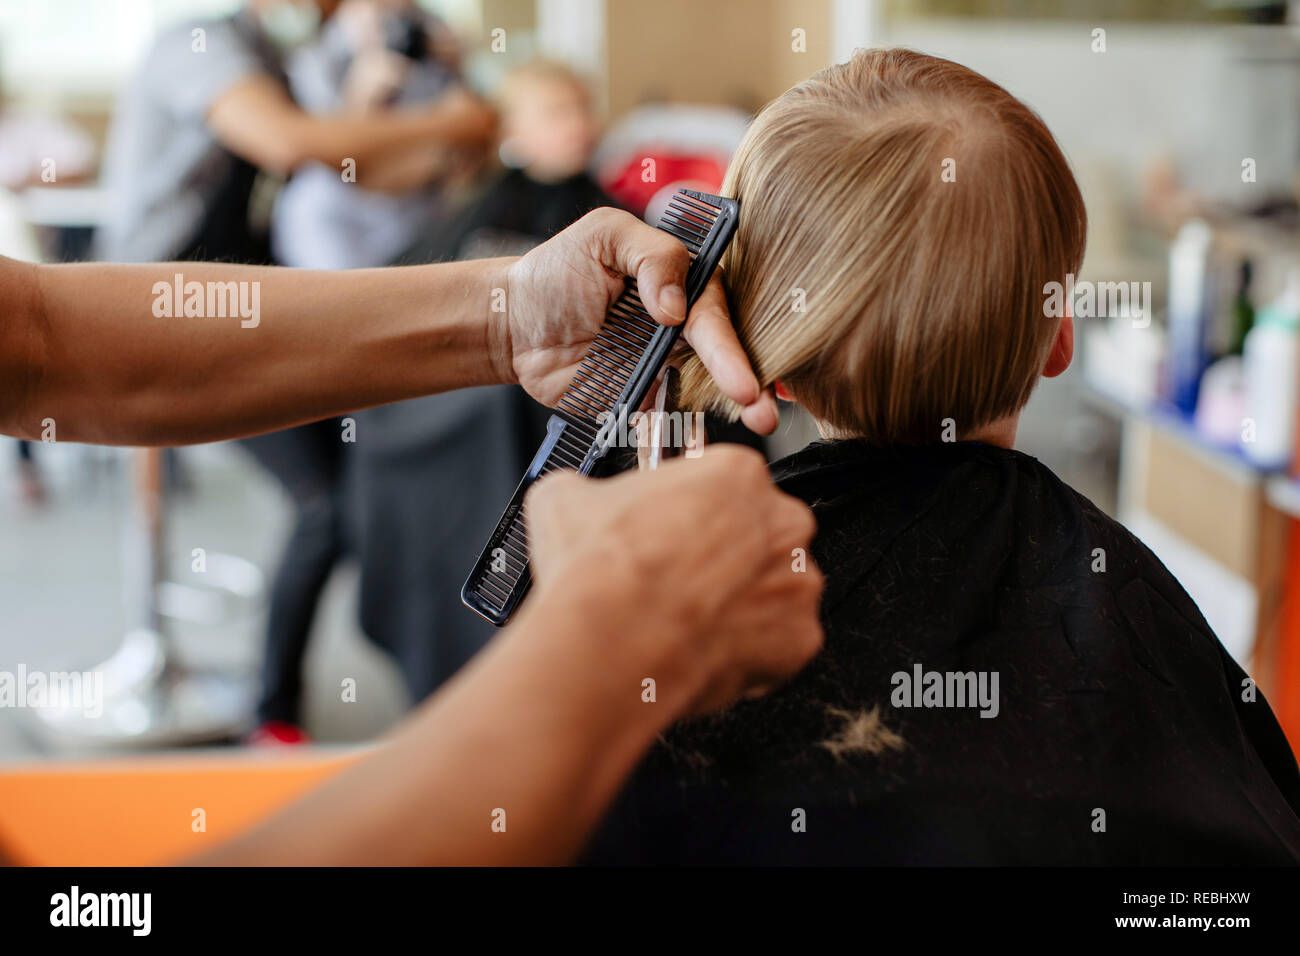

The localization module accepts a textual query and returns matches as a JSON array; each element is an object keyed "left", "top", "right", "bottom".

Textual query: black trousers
[{"left": 240, "top": 419, "right": 346, "bottom": 725}]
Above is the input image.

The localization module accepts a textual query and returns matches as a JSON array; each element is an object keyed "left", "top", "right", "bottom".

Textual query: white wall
[{"left": 883, "top": 19, "right": 1300, "bottom": 206}]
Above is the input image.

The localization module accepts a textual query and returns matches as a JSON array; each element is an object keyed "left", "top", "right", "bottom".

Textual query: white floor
[{"left": 0, "top": 439, "right": 408, "bottom": 762}]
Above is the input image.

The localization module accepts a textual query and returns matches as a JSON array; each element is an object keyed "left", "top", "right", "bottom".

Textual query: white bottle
[{"left": 1242, "top": 267, "right": 1300, "bottom": 468}]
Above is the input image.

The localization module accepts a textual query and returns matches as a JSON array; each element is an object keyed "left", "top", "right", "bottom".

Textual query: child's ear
[
  {"left": 773, "top": 380, "right": 796, "bottom": 402},
  {"left": 1042, "top": 315, "right": 1074, "bottom": 379}
]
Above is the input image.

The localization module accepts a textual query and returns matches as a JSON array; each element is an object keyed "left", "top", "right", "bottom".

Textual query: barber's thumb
[
  {"left": 633, "top": 240, "right": 689, "bottom": 326},
  {"left": 653, "top": 281, "right": 688, "bottom": 326}
]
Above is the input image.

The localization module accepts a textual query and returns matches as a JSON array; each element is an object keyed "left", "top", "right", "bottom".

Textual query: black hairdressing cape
[{"left": 581, "top": 440, "right": 1300, "bottom": 865}]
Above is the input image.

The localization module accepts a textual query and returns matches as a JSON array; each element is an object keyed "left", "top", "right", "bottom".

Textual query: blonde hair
[
  {"left": 498, "top": 59, "right": 590, "bottom": 111},
  {"left": 677, "top": 48, "right": 1087, "bottom": 443}
]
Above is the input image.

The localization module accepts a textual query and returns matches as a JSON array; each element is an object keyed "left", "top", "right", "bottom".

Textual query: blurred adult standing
[
  {"left": 92, "top": 0, "right": 495, "bottom": 744},
  {"left": 272, "top": 0, "right": 467, "bottom": 269},
  {"left": 95, "top": 0, "right": 492, "bottom": 265}
]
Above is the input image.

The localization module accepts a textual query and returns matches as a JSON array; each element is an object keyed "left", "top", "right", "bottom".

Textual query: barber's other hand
[
  {"left": 497, "top": 208, "right": 780, "bottom": 435},
  {"left": 434, "top": 86, "right": 497, "bottom": 148},
  {"left": 524, "top": 444, "right": 823, "bottom": 714}
]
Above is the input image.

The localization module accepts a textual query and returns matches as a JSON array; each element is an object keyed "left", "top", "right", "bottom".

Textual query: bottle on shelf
[{"left": 1241, "top": 266, "right": 1300, "bottom": 469}]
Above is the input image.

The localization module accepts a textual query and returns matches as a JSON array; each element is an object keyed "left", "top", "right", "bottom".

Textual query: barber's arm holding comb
[{"left": 0, "top": 208, "right": 821, "bottom": 864}]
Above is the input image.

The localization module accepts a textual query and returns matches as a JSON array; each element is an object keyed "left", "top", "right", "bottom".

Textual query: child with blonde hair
[{"left": 585, "top": 49, "right": 1300, "bottom": 865}]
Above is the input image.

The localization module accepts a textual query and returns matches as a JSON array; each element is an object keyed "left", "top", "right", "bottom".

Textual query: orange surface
[
  {"left": 1278, "top": 522, "right": 1300, "bottom": 759},
  {"left": 0, "top": 748, "right": 364, "bottom": 866}
]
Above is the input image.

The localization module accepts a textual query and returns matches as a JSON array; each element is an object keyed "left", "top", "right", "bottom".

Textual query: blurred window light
[{"left": 0, "top": 0, "right": 240, "bottom": 102}]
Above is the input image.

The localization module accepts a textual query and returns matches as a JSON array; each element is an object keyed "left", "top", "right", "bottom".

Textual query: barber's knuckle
[
  {"left": 574, "top": 207, "right": 613, "bottom": 244},
  {"left": 789, "top": 500, "right": 817, "bottom": 542},
  {"left": 719, "top": 444, "right": 765, "bottom": 481},
  {"left": 659, "top": 234, "right": 689, "bottom": 266},
  {"left": 767, "top": 496, "right": 810, "bottom": 542},
  {"left": 799, "top": 622, "right": 825, "bottom": 660},
  {"left": 802, "top": 583, "right": 825, "bottom": 616},
  {"left": 526, "top": 471, "right": 575, "bottom": 510}
]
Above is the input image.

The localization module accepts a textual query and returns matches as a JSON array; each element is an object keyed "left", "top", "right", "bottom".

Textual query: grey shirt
[
  {"left": 94, "top": 14, "right": 280, "bottom": 262},
  {"left": 270, "top": 13, "right": 453, "bottom": 269}
]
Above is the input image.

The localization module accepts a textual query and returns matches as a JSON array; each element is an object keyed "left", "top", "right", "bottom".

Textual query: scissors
[{"left": 640, "top": 366, "right": 682, "bottom": 471}]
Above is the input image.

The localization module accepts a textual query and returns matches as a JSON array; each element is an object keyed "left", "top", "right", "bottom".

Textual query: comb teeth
[
  {"left": 661, "top": 191, "right": 724, "bottom": 255},
  {"left": 462, "top": 189, "right": 739, "bottom": 625},
  {"left": 556, "top": 192, "right": 725, "bottom": 428},
  {"left": 557, "top": 284, "right": 661, "bottom": 428}
]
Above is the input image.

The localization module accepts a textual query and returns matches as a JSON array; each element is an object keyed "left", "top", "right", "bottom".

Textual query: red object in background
[
  {"left": 598, "top": 152, "right": 728, "bottom": 218},
  {"left": 247, "top": 721, "right": 312, "bottom": 747},
  {"left": 1277, "top": 525, "right": 1300, "bottom": 758}
]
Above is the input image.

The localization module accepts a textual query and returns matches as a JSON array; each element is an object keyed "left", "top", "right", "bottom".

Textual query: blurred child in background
[{"left": 403, "top": 59, "right": 614, "bottom": 262}]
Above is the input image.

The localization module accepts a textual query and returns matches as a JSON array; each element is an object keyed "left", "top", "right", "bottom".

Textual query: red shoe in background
[{"left": 246, "top": 721, "right": 312, "bottom": 747}]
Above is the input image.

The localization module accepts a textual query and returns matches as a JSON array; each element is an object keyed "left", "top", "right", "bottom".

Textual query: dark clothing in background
[
  {"left": 241, "top": 419, "right": 347, "bottom": 724},
  {"left": 351, "top": 168, "right": 617, "bottom": 701},
  {"left": 401, "top": 167, "right": 617, "bottom": 263},
  {"left": 346, "top": 389, "right": 549, "bottom": 699},
  {"left": 583, "top": 440, "right": 1300, "bottom": 865}
]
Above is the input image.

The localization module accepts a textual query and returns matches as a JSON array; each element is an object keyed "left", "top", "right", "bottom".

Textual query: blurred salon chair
[{"left": 30, "top": 449, "right": 265, "bottom": 749}]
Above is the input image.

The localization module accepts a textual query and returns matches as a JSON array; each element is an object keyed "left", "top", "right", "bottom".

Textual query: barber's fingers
[
  {"left": 578, "top": 210, "right": 770, "bottom": 431},
  {"left": 679, "top": 273, "right": 775, "bottom": 434},
  {"left": 738, "top": 387, "right": 780, "bottom": 437},
  {"left": 521, "top": 469, "right": 593, "bottom": 581},
  {"left": 690, "top": 561, "right": 825, "bottom": 714},
  {"left": 738, "top": 480, "right": 824, "bottom": 693},
  {"left": 577, "top": 208, "right": 691, "bottom": 326},
  {"left": 764, "top": 480, "right": 818, "bottom": 556}
]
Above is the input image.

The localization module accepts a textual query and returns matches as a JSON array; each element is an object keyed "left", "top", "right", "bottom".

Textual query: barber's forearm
[
  {"left": 197, "top": 557, "right": 679, "bottom": 866},
  {"left": 8, "top": 257, "right": 515, "bottom": 445},
  {"left": 415, "top": 572, "right": 699, "bottom": 865}
]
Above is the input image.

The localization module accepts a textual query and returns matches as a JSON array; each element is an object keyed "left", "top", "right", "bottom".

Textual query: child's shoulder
[{"left": 771, "top": 438, "right": 1215, "bottom": 640}]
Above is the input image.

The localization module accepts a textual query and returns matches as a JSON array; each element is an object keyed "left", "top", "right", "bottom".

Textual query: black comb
[{"left": 461, "top": 188, "right": 739, "bottom": 626}]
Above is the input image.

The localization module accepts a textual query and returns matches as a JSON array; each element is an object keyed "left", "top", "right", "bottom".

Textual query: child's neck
[
  {"left": 812, "top": 412, "right": 1020, "bottom": 449},
  {"left": 963, "top": 414, "right": 1019, "bottom": 449},
  {"left": 521, "top": 164, "right": 580, "bottom": 185}
]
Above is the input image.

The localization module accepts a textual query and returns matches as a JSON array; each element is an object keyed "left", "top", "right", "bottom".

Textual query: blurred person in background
[
  {"left": 94, "top": 0, "right": 492, "bottom": 266},
  {"left": 272, "top": 0, "right": 468, "bottom": 269},
  {"left": 92, "top": 0, "right": 494, "bottom": 744},
  {"left": 403, "top": 59, "right": 613, "bottom": 263},
  {"left": 249, "top": 0, "right": 479, "bottom": 741},
  {"left": 0, "top": 81, "right": 96, "bottom": 506},
  {"left": 347, "top": 60, "right": 618, "bottom": 705}
]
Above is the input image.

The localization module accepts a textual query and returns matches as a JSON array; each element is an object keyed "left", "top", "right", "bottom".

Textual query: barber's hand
[
  {"left": 342, "top": 47, "right": 409, "bottom": 112},
  {"left": 433, "top": 87, "right": 497, "bottom": 148},
  {"left": 524, "top": 444, "right": 823, "bottom": 713},
  {"left": 498, "top": 207, "right": 780, "bottom": 435}
]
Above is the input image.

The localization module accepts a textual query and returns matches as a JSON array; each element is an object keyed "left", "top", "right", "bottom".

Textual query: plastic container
[
  {"left": 1165, "top": 219, "right": 1215, "bottom": 416},
  {"left": 1241, "top": 268, "right": 1300, "bottom": 469}
]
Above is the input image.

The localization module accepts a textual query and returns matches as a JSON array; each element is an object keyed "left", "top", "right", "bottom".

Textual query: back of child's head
[{"left": 677, "top": 48, "right": 1087, "bottom": 443}]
